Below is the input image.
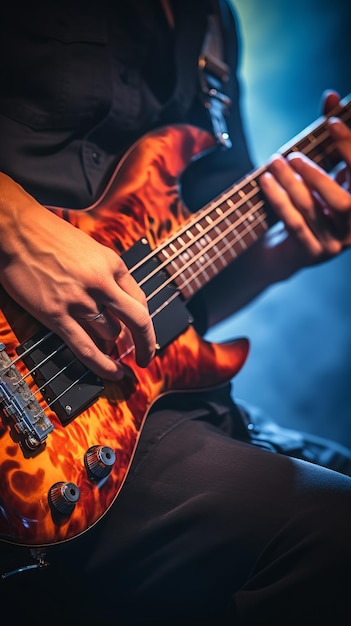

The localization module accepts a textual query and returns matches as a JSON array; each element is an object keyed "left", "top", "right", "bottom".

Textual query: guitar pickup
[
  {"left": 16, "top": 330, "right": 104, "bottom": 426},
  {"left": 122, "top": 239, "right": 192, "bottom": 350}
]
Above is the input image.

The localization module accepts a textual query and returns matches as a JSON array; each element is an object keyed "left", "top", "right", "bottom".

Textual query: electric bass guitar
[{"left": 1, "top": 95, "right": 350, "bottom": 550}]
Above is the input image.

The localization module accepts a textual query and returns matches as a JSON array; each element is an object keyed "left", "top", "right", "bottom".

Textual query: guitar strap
[
  {"left": 159, "top": 1, "right": 232, "bottom": 148},
  {"left": 198, "top": 0, "right": 233, "bottom": 148}
]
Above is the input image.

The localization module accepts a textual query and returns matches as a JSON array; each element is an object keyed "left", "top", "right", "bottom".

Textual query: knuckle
[
  {"left": 112, "top": 253, "right": 129, "bottom": 275},
  {"left": 287, "top": 214, "right": 306, "bottom": 236},
  {"left": 78, "top": 341, "right": 97, "bottom": 362},
  {"left": 138, "top": 306, "right": 153, "bottom": 333},
  {"left": 324, "top": 240, "right": 342, "bottom": 256},
  {"left": 47, "top": 304, "right": 67, "bottom": 324},
  {"left": 138, "top": 290, "right": 148, "bottom": 308},
  {"left": 339, "top": 196, "right": 351, "bottom": 213}
]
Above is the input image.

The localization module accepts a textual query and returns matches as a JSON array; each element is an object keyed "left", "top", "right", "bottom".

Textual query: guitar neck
[{"left": 158, "top": 94, "right": 351, "bottom": 301}]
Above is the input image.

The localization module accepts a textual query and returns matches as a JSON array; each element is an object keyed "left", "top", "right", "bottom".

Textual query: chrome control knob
[
  {"left": 85, "top": 445, "right": 116, "bottom": 480},
  {"left": 48, "top": 481, "right": 80, "bottom": 515}
]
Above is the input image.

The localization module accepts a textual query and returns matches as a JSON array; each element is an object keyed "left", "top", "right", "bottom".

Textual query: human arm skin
[
  {"left": 201, "top": 91, "right": 351, "bottom": 329},
  {"left": 0, "top": 174, "right": 156, "bottom": 380}
]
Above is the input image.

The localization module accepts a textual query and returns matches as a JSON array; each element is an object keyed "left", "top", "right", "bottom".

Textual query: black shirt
[{"left": 0, "top": 0, "right": 252, "bottom": 210}]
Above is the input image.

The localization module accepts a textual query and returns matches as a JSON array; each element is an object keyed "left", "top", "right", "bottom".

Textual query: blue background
[{"left": 207, "top": 0, "right": 351, "bottom": 448}]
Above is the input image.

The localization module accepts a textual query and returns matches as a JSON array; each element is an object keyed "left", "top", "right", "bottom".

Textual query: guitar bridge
[{"left": 0, "top": 342, "right": 54, "bottom": 449}]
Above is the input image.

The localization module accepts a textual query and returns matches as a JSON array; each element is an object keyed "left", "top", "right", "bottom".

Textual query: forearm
[
  {"left": 0, "top": 172, "right": 53, "bottom": 272},
  {"left": 0, "top": 172, "right": 24, "bottom": 266}
]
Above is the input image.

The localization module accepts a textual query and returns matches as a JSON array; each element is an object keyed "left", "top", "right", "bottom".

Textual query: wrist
[{"left": 0, "top": 172, "right": 45, "bottom": 265}]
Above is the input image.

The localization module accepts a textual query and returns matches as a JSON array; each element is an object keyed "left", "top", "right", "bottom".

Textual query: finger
[
  {"left": 259, "top": 168, "right": 323, "bottom": 257},
  {"left": 79, "top": 307, "right": 122, "bottom": 358},
  {"left": 264, "top": 154, "right": 326, "bottom": 239},
  {"left": 268, "top": 154, "right": 313, "bottom": 209},
  {"left": 113, "top": 261, "right": 149, "bottom": 307},
  {"left": 334, "top": 163, "right": 351, "bottom": 190},
  {"left": 80, "top": 307, "right": 121, "bottom": 342},
  {"left": 109, "top": 260, "right": 156, "bottom": 366},
  {"left": 54, "top": 315, "right": 125, "bottom": 381},
  {"left": 287, "top": 152, "right": 351, "bottom": 217},
  {"left": 328, "top": 117, "right": 351, "bottom": 166},
  {"left": 86, "top": 256, "right": 156, "bottom": 367},
  {"left": 321, "top": 89, "right": 340, "bottom": 116},
  {"left": 104, "top": 285, "right": 156, "bottom": 367}
]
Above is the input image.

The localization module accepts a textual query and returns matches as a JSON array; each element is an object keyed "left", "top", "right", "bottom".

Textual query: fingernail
[
  {"left": 328, "top": 117, "right": 348, "bottom": 138},
  {"left": 259, "top": 171, "right": 274, "bottom": 189},
  {"left": 266, "top": 153, "right": 285, "bottom": 173},
  {"left": 286, "top": 151, "right": 307, "bottom": 163}
]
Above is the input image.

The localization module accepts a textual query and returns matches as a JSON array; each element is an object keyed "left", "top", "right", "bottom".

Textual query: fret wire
[
  {"left": 120, "top": 208, "right": 268, "bottom": 315},
  {"left": 177, "top": 212, "right": 269, "bottom": 298},
  {"left": 144, "top": 102, "right": 351, "bottom": 299},
  {"left": 143, "top": 117, "right": 335, "bottom": 304},
  {"left": 132, "top": 105, "right": 351, "bottom": 300},
  {"left": 168, "top": 198, "right": 262, "bottom": 280},
  {"left": 145, "top": 200, "right": 267, "bottom": 305},
  {"left": 125, "top": 98, "right": 351, "bottom": 289},
  {"left": 142, "top": 177, "right": 265, "bottom": 294}
]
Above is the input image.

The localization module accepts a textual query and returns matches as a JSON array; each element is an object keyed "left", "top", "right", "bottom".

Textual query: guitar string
[
  {"left": 103, "top": 105, "right": 351, "bottom": 309},
  {"left": 134, "top": 101, "right": 351, "bottom": 302},
  {"left": 140, "top": 121, "right": 347, "bottom": 303},
  {"left": 4, "top": 201, "right": 269, "bottom": 422},
  {"left": 5, "top": 182, "right": 332, "bottom": 420},
  {"left": 117, "top": 101, "right": 351, "bottom": 291},
  {"left": 3, "top": 182, "right": 263, "bottom": 382},
  {"left": 2, "top": 164, "right": 269, "bottom": 401},
  {"left": 8, "top": 100, "right": 351, "bottom": 376},
  {"left": 2, "top": 104, "right": 351, "bottom": 424},
  {"left": 153, "top": 142, "right": 331, "bottom": 297},
  {"left": 2, "top": 115, "right": 345, "bottom": 390},
  {"left": 173, "top": 107, "right": 350, "bottom": 293}
]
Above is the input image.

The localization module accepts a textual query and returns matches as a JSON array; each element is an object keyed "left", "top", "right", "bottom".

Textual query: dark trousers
[{"left": 2, "top": 385, "right": 351, "bottom": 625}]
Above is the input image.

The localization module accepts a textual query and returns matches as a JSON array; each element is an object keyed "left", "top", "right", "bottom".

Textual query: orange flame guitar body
[{"left": 0, "top": 125, "right": 249, "bottom": 548}]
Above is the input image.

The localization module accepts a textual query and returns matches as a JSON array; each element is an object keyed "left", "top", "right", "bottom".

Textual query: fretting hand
[{"left": 259, "top": 90, "right": 351, "bottom": 265}]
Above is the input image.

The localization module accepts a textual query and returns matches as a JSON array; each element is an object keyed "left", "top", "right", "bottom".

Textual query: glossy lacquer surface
[{"left": 0, "top": 125, "right": 249, "bottom": 547}]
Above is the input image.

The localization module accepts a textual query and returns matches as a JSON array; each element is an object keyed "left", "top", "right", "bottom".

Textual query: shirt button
[{"left": 91, "top": 151, "right": 101, "bottom": 165}]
